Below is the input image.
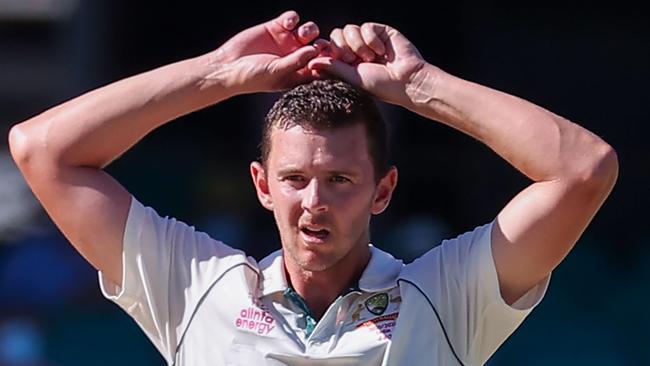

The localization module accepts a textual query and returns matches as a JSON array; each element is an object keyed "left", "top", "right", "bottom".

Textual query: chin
[
  {"left": 291, "top": 248, "right": 340, "bottom": 272},
  {"left": 298, "top": 262, "right": 331, "bottom": 272}
]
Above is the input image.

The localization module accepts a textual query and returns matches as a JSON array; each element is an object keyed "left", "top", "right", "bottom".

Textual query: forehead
[{"left": 267, "top": 124, "right": 372, "bottom": 173}]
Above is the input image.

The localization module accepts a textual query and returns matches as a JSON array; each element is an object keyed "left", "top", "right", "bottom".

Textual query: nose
[{"left": 301, "top": 178, "right": 328, "bottom": 213}]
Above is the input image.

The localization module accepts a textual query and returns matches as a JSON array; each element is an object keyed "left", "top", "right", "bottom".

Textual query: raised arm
[
  {"left": 309, "top": 23, "right": 618, "bottom": 304},
  {"left": 8, "top": 10, "right": 321, "bottom": 286}
]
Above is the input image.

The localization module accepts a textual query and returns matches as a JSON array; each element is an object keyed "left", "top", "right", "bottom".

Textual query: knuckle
[
  {"left": 343, "top": 24, "right": 359, "bottom": 34},
  {"left": 281, "top": 11, "right": 299, "bottom": 25},
  {"left": 362, "top": 25, "right": 377, "bottom": 38}
]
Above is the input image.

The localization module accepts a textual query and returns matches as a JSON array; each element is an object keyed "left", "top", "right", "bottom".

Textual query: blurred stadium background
[{"left": 0, "top": 0, "right": 648, "bottom": 365}]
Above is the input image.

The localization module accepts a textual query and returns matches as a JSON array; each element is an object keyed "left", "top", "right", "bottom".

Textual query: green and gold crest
[{"left": 364, "top": 293, "right": 389, "bottom": 315}]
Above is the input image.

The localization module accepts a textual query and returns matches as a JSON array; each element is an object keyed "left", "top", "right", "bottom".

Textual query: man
[{"left": 8, "top": 10, "right": 617, "bottom": 366}]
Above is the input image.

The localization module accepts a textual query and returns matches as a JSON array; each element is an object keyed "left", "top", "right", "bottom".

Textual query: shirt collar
[
  {"left": 258, "top": 245, "right": 404, "bottom": 297},
  {"left": 258, "top": 249, "right": 287, "bottom": 297}
]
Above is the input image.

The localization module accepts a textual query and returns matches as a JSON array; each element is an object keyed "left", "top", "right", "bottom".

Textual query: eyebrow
[{"left": 275, "top": 168, "right": 360, "bottom": 178}]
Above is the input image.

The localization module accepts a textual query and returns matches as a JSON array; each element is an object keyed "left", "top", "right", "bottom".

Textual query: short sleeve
[
  {"left": 400, "top": 222, "right": 549, "bottom": 365},
  {"left": 98, "top": 197, "right": 249, "bottom": 364}
]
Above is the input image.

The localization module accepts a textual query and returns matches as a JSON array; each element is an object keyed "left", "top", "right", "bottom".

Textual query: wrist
[
  {"left": 196, "top": 48, "right": 242, "bottom": 98},
  {"left": 404, "top": 63, "right": 443, "bottom": 110}
]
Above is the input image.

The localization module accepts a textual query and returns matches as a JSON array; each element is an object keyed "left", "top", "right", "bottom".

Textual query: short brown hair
[{"left": 261, "top": 79, "right": 389, "bottom": 182}]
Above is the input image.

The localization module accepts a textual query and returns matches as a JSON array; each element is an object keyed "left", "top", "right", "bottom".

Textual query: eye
[
  {"left": 284, "top": 175, "right": 305, "bottom": 182},
  {"left": 330, "top": 175, "right": 352, "bottom": 184}
]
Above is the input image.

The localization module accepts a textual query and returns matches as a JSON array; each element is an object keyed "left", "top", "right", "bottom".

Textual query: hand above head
[
  {"left": 212, "top": 10, "right": 322, "bottom": 94},
  {"left": 308, "top": 22, "right": 432, "bottom": 108}
]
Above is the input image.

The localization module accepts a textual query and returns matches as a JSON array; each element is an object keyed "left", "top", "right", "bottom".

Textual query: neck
[{"left": 285, "top": 245, "right": 371, "bottom": 319}]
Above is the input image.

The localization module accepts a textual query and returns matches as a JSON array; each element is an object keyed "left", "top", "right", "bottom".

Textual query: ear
[
  {"left": 371, "top": 166, "right": 398, "bottom": 215},
  {"left": 250, "top": 161, "right": 274, "bottom": 211}
]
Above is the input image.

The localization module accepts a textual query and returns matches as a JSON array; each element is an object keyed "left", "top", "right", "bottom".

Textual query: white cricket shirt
[{"left": 99, "top": 197, "right": 549, "bottom": 365}]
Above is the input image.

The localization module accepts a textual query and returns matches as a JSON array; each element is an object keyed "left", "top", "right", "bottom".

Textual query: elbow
[
  {"left": 573, "top": 142, "right": 619, "bottom": 196},
  {"left": 591, "top": 142, "right": 618, "bottom": 189},
  {"left": 8, "top": 123, "right": 33, "bottom": 169},
  {"left": 8, "top": 120, "right": 53, "bottom": 175}
]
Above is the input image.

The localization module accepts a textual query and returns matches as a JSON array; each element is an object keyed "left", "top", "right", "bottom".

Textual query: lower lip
[{"left": 300, "top": 230, "right": 329, "bottom": 244}]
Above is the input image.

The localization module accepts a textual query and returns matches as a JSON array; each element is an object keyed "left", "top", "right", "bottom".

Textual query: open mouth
[{"left": 300, "top": 227, "right": 330, "bottom": 243}]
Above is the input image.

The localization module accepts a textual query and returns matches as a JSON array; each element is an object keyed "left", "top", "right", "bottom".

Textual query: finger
[
  {"left": 287, "top": 66, "right": 316, "bottom": 87},
  {"left": 329, "top": 28, "right": 356, "bottom": 64},
  {"left": 377, "top": 25, "right": 418, "bottom": 61},
  {"left": 343, "top": 24, "right": 376, "bottom": 62},
  {"left": 313, "top": 38, "right": 336, "bottom": 58},
  {"left": 313, "top": 38, "right": 330, "bottom": 51},
  {"left": 310, "top": 68, "right": 329, "bottom": 80},
  {"left": 295, "top": 21, "right": 319, "bottom": 45},
  {"left": 274, "top": 10, "right": 300, "bottom": 31},
  {"left": 273, "top": 44, "right": 320, "bottom": 74},
  {"left": 308, "top": 56, "right": 362, "bottom": 87},
  {"left": 360, "top": 22, "right": 386, "bottom": 56},
  {"left": 313, "top": 38, "right": 334, "bottom": 57}
]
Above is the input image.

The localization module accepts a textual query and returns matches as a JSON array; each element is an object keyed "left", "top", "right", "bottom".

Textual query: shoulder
[{"left": 400, "top": 222, "right": 494, "bottom": 282}]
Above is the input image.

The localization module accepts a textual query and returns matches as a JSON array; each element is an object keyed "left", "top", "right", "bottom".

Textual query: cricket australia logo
[{"left": 364, "top": 293, "right": 389, "bottom": 315}]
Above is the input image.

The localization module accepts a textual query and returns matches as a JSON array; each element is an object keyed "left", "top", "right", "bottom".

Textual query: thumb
[
  {"left": 307, "top": 57, "right": 362, "bottom": 87},
  {"left": 271, "top": 44, "right": 319, "bottom": 74}
]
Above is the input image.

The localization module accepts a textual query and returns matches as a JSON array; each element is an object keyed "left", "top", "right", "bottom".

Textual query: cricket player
[{"left": 8, "top": 10, "right": 618, "bottom": 365}]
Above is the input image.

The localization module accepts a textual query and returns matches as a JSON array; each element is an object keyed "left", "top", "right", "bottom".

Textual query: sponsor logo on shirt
[
  {"left": 355, "top": 312, "right": 399, "bottom": 340},
  {"left": 235, "top": 307, "right": 276, "bottom": 335}
]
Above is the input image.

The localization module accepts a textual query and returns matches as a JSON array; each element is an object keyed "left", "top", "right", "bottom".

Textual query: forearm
[
  {"left": 9, "top": 50, "right": 231, "bottom": 170},
  {"left": 406, "top": 64, "right": 617, "bottom": 183}
]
